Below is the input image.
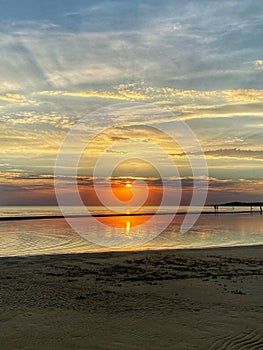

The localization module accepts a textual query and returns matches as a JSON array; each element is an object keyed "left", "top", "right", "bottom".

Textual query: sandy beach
[{"left": 0, "top": 245, "right": 263, "bottom": 349}]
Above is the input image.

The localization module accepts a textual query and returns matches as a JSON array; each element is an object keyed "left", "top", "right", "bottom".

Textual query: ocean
[{"left": 0, "top": 206, "right": 263, "bottom": 257}]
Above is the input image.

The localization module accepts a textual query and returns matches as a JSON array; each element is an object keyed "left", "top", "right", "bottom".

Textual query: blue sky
[{"left": 1, "top": 0, "right": 263, "bottom": 205}]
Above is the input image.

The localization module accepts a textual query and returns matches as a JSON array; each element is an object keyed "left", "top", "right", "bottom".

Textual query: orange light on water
[
  {"left": 96, "top": 215, "right": 152, "bottom": 230},
  {"left": 126, "top": 220, "right": 131, "bottom": 234},
  {"left": 89, "top": 177, "right": 163, "bottom": 233}
]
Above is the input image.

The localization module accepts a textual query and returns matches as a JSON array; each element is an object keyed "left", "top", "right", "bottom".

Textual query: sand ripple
[{"left": 210, "top": 329, "right": 263, "bottom": 350}]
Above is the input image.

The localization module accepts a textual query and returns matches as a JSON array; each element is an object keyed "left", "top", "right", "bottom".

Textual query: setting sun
[
  {"left": 125, "top": 181, "right": 132, "bottom": 188},
  {"left": 110, "top": 178, "right": 133, "bottom": 202}
]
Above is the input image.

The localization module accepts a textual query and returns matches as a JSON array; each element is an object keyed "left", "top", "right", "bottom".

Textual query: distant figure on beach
[{"left": 214, "top": 205, "right": 219, "bottom": 213}]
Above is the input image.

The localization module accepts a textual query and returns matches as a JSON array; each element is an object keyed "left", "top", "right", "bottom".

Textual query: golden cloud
[
  {"left": 39, "top": 89, "right": 147, "bottom": 101},
  {"left": 0, "top": 93, "right": 37, "bottom": 105},
  {"left": 39, "top": 85, "right": 263, "bottom": 105},
  {"left": 223, "top": 89, "right": 263, "bottom": 102}
]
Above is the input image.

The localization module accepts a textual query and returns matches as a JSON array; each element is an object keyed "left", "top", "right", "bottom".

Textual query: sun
[
  {"left": 110, "top": 178, "right": 133, "bottom": 202},
  {"left": 125, "top": 181, "right": 132, "bottom": 188}
]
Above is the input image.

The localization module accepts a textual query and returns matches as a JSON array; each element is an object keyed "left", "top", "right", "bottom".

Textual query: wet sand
[{"left": 0, "top": 245, "right": 263, "bottom": 349}]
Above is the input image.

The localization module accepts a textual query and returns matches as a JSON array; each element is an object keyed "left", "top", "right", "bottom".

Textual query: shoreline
[
  {"left": 0, "top": 209, "right": 262, "bottom": 222},
  {"left": 1, "top": 242, "right": 263, "bottom": 261}
]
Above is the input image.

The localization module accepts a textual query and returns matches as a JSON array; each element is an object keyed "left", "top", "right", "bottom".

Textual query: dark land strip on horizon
[{"left": 0, "top": 209, "right": 262, "bottom": 222}]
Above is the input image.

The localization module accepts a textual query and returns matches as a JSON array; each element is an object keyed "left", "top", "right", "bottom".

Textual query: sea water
[{"left": 0, "top": 206, "right": 262, "bottom": 257}]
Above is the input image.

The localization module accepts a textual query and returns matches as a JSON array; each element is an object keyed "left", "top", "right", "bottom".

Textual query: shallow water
[{"left": 0, "top": 206, "right": 263, "bottom": 256}]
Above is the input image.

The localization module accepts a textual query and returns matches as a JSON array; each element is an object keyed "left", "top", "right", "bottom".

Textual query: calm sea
[{"left": 0, "top": 206, "right": 263, "bottom": 257}]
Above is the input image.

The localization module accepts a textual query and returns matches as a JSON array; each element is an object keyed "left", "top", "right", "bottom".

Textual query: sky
[{"left": 1, "top": 0, "right": 263, "bottom": 206}]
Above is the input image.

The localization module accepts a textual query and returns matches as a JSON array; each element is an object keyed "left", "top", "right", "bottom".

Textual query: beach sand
[{"left": 0, "top": 246, "right": 263, "bottom": 349}]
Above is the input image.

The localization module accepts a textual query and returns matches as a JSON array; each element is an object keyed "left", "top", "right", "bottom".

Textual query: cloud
[
  {"left": 1, "top": 1, "right": 262, "bottom": 92},
  {"left": 223, "top": 89, "right": 263, "bottom": 103},
  {"left": 38, "top": 85, "right": 263, "bottom": 107},
  {"left": 255, "top": 60, "right": 263, "bottom": 70},
  {"left": 175, "top": 148, "right": 263, "bottom": 162},
  {"left": 0, "top": 93, "right": 37, "bottom": 105},
  {"left": 205, "top": 148, "right": 263, "bottom": 161},
  {"left": 1, "top": 171, "right": 263, "bottom": 206},
  {"left": 39, "top": 89, "right": 146, "bottom": 101}
]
